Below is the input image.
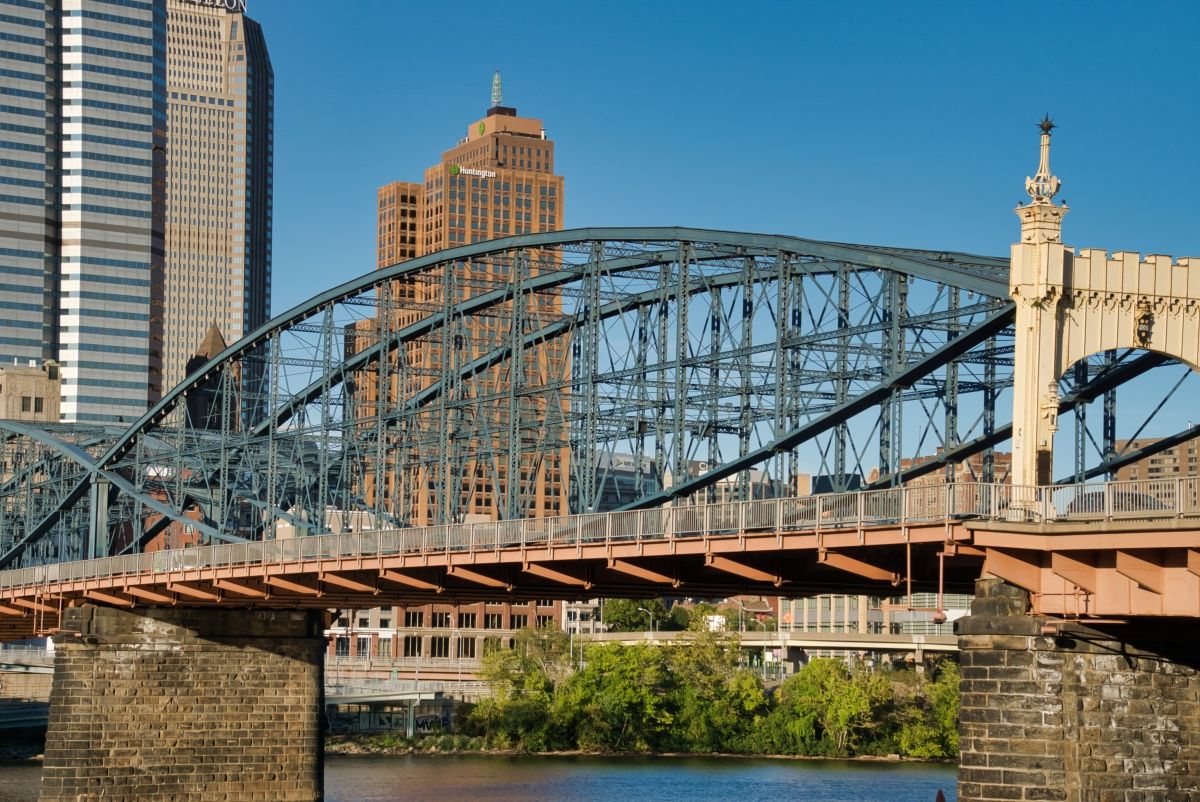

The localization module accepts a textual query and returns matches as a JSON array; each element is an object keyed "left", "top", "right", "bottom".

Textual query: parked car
[{"left": 1064, "top": 490, "right": 1168, "bottom": 518}]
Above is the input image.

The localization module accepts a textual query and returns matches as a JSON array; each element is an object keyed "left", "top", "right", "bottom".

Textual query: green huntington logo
[
  {"left": 478, "top": 122, "right": 486, "bottom": 135},
  {"left": 449, "top": 165, "right": 497, "bottom": 179}
]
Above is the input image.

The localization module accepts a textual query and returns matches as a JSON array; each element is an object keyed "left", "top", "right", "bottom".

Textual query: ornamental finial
[{"left": 1025, "top": 115, "right": 1061, "bottom": 203}]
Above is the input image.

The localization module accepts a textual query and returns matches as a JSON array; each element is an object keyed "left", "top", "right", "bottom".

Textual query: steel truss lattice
[{"left": 0, "top": 227, "right": 1177, "bottom": 569}]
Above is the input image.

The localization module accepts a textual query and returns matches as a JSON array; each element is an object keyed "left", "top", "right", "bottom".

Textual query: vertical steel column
[
  {"left": 879, "top": 273, "right": 896, "bottom": 480},
  {"left": 738, "top": 257, "right": 754, "bottom": 500},
  {"left": 654, "top": 261, "right": 670, "bottom": 495},
  {"left": 131, "top": 438, "right": 145, "bottom": 550},
  {"left": 788, "top": 267, "right": 804, "bottom": 486},
  {"left": 635, "top": 305, "right": 650, "bottom": 498},
  {"left": 86, "top": 477, "right": 108, "bottom": 560},
  {"left": 1074, "top": 360, "right": 1089, "bottom": 483},
  {"left": 266, "top": 331, "right": 281, "bottom": 537},
  {"left": 943, "top": 287, "right": 960, "bottom": 484},
  {"left": 707, "top": 286, "right": 721, "bottom": 503},
  {"left": 834, "top": 263, "right": 850, "bottom": 489},
  {"left": 435, "top": 261, "right": 456, "bottom": 525},
  {"left": 580, "top": 243, "right": 602, "bottom": 513},
  {"left": 772, "top": 254, "right": 791, "bottom": 474},
  {"left": 507, "top": 249, "right": 528, "bottom": 518},
  {"left": 672, "top": 243, "right": 692, "bottom": 487},
  {"left": 982, "top": 336, "right": 997, "bottom": 484},
  {"left": 1103, "top": 349, "right": 1117, "bottom": 480},
  {"left": 372, "top": 282, "right": 393, "bottom": 524},
  {"left": 217, "top": 362, "right": 233, "bottom": 533},
  {"left": 316, "top": 305, "right": 334, "bottom": 530}
]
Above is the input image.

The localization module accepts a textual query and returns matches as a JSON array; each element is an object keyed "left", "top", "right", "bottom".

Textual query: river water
[{"left": 0, "top": 754, "right": 957, "bottom": 801}]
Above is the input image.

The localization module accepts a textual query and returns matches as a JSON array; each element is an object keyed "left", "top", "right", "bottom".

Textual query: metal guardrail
[{"left": 0, "top": 479, "right": 1195, "bottom": 592}]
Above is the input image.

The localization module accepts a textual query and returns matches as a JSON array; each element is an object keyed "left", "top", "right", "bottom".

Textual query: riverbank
[{"left": 324, "top": 733, "right": 955, "bottom": 765}]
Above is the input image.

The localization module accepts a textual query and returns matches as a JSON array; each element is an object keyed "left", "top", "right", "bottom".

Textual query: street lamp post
[{"left": 637, "top": 606, "right": 655, "bottom": 634}]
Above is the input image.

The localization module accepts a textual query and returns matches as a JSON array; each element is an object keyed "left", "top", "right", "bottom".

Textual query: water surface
[
  {"left": 0, "top": 754, "right": 957, "bottom": 801},
  {"left": 326, "top": 754, "right": 956, "bottom": 802}
]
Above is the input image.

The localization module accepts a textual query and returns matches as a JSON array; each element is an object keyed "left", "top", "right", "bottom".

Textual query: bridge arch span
[{"left": 0, "top": 227, "right": 1042, "bottom": 567}]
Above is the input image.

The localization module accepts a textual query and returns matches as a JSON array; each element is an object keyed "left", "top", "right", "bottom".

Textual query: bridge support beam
[
  {"left": 41, "top": 605, "right": 325, "bottom": 802},
  {"left": 956, "top": 578, "right": 1200, "bottom": 802}
]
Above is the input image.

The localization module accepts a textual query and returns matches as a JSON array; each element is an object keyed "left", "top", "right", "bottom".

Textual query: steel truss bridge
[{"left": 0, "top": 228, "right": 1194, "bottom": 635}]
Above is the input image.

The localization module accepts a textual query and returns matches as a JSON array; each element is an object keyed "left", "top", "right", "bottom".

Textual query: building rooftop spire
[
  {"left": 1025, "top": 114, "right": 1062, "bottom": 203},
  {"left": 491, "top": 71, "right": 502, "bottom": 108}
]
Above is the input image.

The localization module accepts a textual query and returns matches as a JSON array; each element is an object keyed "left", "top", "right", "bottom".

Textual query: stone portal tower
[
  {"left": 1009, "top": 118, "right": 1200, "bottom": 486},
  {"left": 1009, "top": 117, "right": 1069, "bottom": 486}
]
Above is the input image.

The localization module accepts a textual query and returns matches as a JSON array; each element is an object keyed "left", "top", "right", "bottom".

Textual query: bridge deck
[{"left": 1, "top": 479, "right": 1198, "bottom": 638}]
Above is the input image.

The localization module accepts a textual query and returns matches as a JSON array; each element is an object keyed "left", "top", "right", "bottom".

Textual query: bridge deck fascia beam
[
  {"left": 606, "top": 558, "right": 679, "bottom": 587},
  {"left": 704, "top": 554, "right": 780, "bottom": 586},
  {"left": 320, "top": 572, "right": 376, "bottom": 594},
  {"left": 446, "top": 566, "right": 511, "bottom": 590},
  {"left": 167, "top": 582, "right": 220, "bottom": 602},
  {"left": 379, "top": 569, "right": 441, "bottom": 592},
  {"left": 818, "top": 550, "right": 900, "bottom": 585},
  {"left": 522, "top": 563, "right": 590, "bottom": 588},
  {"left": 1051, "top": 551, "right": 1097, "bottom": 594},
  {"left": 265, "top": 576, "right": 322, "bottom": 596},
  {"left": 213, "top": 578, "right": 267, "bottom": 598},
  {"left": 84, "top": 589, "right": 134, "bottom": 607},
  {"left": 980, "top": 549, "right": 1042, "bottom": 596},
  {"left": 1114, "top": 550, "right": 1164, "bottom": 595},
  {"left": 10, "top": 598, "right": 55, "bottom": 613},
  {"left": 123, "top": 586, "right": 174, "bottom": 604}
]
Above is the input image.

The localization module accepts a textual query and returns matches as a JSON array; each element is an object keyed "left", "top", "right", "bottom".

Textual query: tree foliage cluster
[
  {"left": 600, "top": 597, "right": 776, "bottom": 633},
  {"left": 466, "top": 627, "right": 959, "bottom": 758}
]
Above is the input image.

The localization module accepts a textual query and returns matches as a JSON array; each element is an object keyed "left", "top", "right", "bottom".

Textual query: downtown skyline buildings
[
  {"left": 0, "top": 0, "right": 271, "bottom": 423},
  {"left": 351, "top": 75, "right": 567, "bottom": 527}
]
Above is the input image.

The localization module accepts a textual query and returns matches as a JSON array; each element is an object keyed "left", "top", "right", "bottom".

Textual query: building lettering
[
  {"left": 448, "top": 165, "right": 496, "bottom": 180},
  {"left": 182, "top": 0, "right": 247, "bottom": 12}
]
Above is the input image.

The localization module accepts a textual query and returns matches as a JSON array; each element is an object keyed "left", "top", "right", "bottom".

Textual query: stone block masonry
[
  {"left": 40, "top": 605, "right": 325, "bottom": 802},
  {"left": 957, "top": 578, "right": 1200, "bottom": 802}
]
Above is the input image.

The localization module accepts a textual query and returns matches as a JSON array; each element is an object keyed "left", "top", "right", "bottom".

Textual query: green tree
[
  {"left": 469, "top": 627, "right": 571, "bottom": 751},
  {"left": 553, "top": 642, "right": 673, "bottom": 751},
  {"left": 664, "top": 626, "right": 767, "bottom": 752},
  {"left": 897, "top": 661, "right": 960, "bottom": 758},
  {"left": 764, "top": 658, "right": 888, "bottom": 756},
  {"left": 600, "top": 598, "right": 668, "bottom": 632}
]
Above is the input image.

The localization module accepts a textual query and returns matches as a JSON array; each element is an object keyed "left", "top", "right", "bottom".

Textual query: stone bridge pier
[
  {"left": 957, "top": 578, "right": 1200, "bottom": 802},
  {"left": 40, "top": 605, "right": 325, "bottom": 802}
]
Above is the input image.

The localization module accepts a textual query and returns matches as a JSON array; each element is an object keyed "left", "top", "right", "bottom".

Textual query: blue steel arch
[
  {"left": 105, "top": 227, "right": 1010, "bottom": 467},
  {"left": 1, "top": 228, "right": 1025, "bottom": 567}
]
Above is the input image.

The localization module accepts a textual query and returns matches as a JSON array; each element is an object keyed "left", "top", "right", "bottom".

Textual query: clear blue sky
[{"left": 250, "top": 1, "right": 1200, "bottom": 315}]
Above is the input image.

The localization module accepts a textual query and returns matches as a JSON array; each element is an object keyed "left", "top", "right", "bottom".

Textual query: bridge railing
[{"left": 2, "top": 479, "right": 1199, "bottom": 590}]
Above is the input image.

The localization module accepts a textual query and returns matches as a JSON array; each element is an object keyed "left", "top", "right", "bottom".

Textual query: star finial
[{"left": 1024, "top": 116, "right": 1062, "bottom": 203}]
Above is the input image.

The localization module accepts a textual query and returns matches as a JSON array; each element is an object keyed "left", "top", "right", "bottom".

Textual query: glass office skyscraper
[
  {"left": 0, "top": 0, "right": 166, "bottom": 423},
  {"left": 163, "top": 0, "right": 272, "bottom": 398},
  {"left": 0, "top": 0, "right": 271, "bottom": 423}
]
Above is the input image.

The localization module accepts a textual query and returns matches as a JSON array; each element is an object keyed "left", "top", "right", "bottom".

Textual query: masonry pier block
[
  {"left": 40, "top": 605, "right": 325, "bottom": 802},
  {"left": 956, "top": 578, "right": 1200, "bottom": 802}
]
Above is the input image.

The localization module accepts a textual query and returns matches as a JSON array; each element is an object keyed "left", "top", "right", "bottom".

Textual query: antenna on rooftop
[{"left": 491, "top": 71, "right": 502, "bottom": 108}]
